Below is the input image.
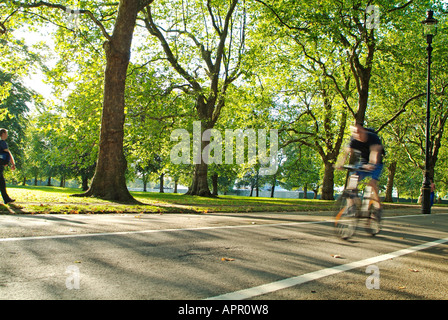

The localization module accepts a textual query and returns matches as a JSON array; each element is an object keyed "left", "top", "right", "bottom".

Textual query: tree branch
[
  {"left": 377, "top": 92, "right": 425, "bottom": 133},
  {"left": 254, "top": 0, "right": 308, "bottom": 32},
  {"left": 11, "top": 1, "right": 112, "bottom": 40},
  {"left": 143, "top": 5, "right": 202, "bottom": 93},
  {"left": 387, "top": 1, "right": 414, "bottom": 13},
  {"left": 0, "top": 21, "right": 6, "bottom": 34},
  {"left": 211, "top": 0, "right": 238, "bottom": 92}
]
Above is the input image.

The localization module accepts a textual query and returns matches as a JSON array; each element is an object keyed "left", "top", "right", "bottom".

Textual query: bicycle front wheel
[{"left": 334, "top": 193, "right": 358, "bottom": 240}]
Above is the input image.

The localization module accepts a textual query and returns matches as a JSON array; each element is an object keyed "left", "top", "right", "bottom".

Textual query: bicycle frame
[{"left": 334, "top": 165, "right": 382, "bottom": 239}]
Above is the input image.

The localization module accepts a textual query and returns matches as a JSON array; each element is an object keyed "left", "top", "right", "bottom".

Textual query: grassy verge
[
  {"left": 1, "top": 185, "right": 430, "bottom": 215},
  {"left": 1, "top": 185, "right": 338, "bottom": 215}
]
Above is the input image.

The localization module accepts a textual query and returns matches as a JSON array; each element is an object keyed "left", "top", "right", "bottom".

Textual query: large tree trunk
[
  {"left": 159, "top": 173, "right": 164, "bottom": 193},
  {"left": 270, "top": 175, "right": 276, "bottom": 198},
  {"left": 212, "top": 173, "right": 218, "bottom": 196},
  {"left": 187, "top": 162, "right": 213, "bottom": 197},
  {"left": 384, "top": 161, "right": 397, "bottom": 203},
  {"left": 75, "top": 0, "right": 143, "bottom": 203},
  {"left": 186, "top": 126, "right": 213, "bottom": 197},
  {"left": 321, "top": 161, "right": 335, "bottom": 200},
  {"left": 185, "top": 113, "right": 214, "bottom": 197}
]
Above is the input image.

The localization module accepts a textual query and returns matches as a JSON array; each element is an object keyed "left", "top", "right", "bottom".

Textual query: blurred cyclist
[{"left": 336, "top": 122, "right": 384, "bottom": 214}]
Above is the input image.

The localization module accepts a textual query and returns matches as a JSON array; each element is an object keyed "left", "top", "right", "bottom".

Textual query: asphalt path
[{"left": 1, "top": 207, "right": 448, "bottom": 303}]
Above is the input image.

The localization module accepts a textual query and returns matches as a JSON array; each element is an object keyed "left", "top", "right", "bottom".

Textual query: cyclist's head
[{"left": 350, "top": 122, "right": 367, "bottom": 142}]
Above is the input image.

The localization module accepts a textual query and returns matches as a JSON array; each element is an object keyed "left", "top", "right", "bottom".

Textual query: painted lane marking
[
  {"left": 0, "top": 220, "right": 325, "bottom": 242},
  {"left": 205, "top": 236, "right": 448, "bottom": 300},
  {"left": 0, "top": 212, "right": 446, "bottom": 243}
]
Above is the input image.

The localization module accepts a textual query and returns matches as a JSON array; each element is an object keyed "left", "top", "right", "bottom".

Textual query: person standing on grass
[{"left": 0, "top": 128, "right": 16, "bottom": 204}]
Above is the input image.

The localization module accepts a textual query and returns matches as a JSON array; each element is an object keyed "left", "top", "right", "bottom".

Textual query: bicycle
[{"left": 334, "top": 165, "right": 383, "bottom": 240}]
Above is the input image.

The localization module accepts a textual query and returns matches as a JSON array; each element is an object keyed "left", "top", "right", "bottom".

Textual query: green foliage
[
  {"left": 1, "top": 0, "right": 448, "bottom": 202},
  {"left": 0, "top": 71, "right": 34, "bottom": 167}
]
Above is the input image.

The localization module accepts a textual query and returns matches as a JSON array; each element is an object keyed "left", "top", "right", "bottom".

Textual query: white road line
[
  {"left": 0, "top": 212, "right": 446, "bottom": 243},
  {"left": 0, "top": 220, "right": 325, "bottom": 243},
  {"left": 1, "top": 212, "right": 447, "bottom": 299},
  {"left": 205, "top": 236, "right": 448, "bottom": 300}
]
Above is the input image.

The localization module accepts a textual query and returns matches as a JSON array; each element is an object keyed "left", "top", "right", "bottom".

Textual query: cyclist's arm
[
  {"left": 368, "top": 144, "right": 382, "bottom": 165},
  {"left": 363, "top": 144, "right": 382, "bottom": 171},
  {"left": 335, "top": 146, "right": 352, "bottom": 169}
]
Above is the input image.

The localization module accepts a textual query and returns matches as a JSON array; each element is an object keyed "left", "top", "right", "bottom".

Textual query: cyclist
[{"left": 336, "top": 122, "right": 384, "bottom": 216}]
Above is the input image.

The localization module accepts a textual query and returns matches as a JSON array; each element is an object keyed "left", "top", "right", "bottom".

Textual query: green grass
[
  {"left": 1, "top": 185, "right": 337, "bottom": 215},
  {"left": 2, "top": 185, "right": 426, "bottom": 215}
]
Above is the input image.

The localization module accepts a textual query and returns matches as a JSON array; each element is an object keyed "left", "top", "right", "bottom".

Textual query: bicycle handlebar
[{"left": 341, "top": 165, "right": 372, "bottom": 173}]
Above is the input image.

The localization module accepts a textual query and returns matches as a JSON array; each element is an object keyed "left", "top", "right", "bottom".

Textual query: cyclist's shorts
[{"left": 356, "top": 163, "right": 383, "bottom": 181}]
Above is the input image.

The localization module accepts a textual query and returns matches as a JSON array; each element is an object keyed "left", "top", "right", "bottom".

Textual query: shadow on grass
[
  {"left": 1, "top": 203, "right": 27, "bottom": 215},
  {"left": 5, "top": 185, "right": 337, "bottom": 215}
]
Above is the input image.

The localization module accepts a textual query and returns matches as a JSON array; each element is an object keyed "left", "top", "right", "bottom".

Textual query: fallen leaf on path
[
  {"left": 409, "top": 269, "right": 420, "bottom": 272},
  {"left": 221, "top": 257, "right": 235, "bottom": 262},
  {"left": 331, "top": 254, "right": 343, "bottom": 259},
  {"left": 398, "top": 286, "right": 406, "bottom": 290}
]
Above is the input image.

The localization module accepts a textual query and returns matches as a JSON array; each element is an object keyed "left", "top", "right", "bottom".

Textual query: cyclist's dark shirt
[{"left": 349, "top": 131, "right": 383, "bottom": 164}]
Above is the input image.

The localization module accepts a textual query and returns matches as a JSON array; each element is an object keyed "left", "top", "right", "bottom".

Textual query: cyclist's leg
[
  {"left": 368, "top": 164, "right": 383, "bottom": 210},
  {"left": 344, "top": 172, "right": 360, "bottom": 206},
  {"left": 368, "top": 179, "right": 381, "bottom": 209}
]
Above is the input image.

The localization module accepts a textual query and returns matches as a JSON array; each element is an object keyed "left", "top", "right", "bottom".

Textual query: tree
[
  {"left": 0, "top": 71, "right": 33, "bottom": 166},
  {"left": 367, "top": 2, "right": 448, "bottom": 201},
  {"left": 124, "top": 58, "right": 199, "bottom": 192},
  {"left": 254, "top": 0, "right": 432, "bottom": 199},
  {"left": 84, "top": 0, "right": 154, "bottom": 202},
  {"left": 280, "top": 144, "right": 320, "bottom": 199},
  {"left": 4, "top": 0, "right": 155, "bottom": 202},
  {"left": 276, "top": 75, "right": 348, "bottom": 200},
  {"left": 143, "top": 0, "right": 246, "bottom": 196},
  {"left": 0, "top": 28, "right": 43, "bottom": 170}
]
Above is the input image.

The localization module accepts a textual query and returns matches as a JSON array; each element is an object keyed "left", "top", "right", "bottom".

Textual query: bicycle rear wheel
[
  {"left": 365, "top": 204, "right": 382, "bottom": 236},
  {"left": 334, "top": 193, "right": 358, "bottom": 240}
]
